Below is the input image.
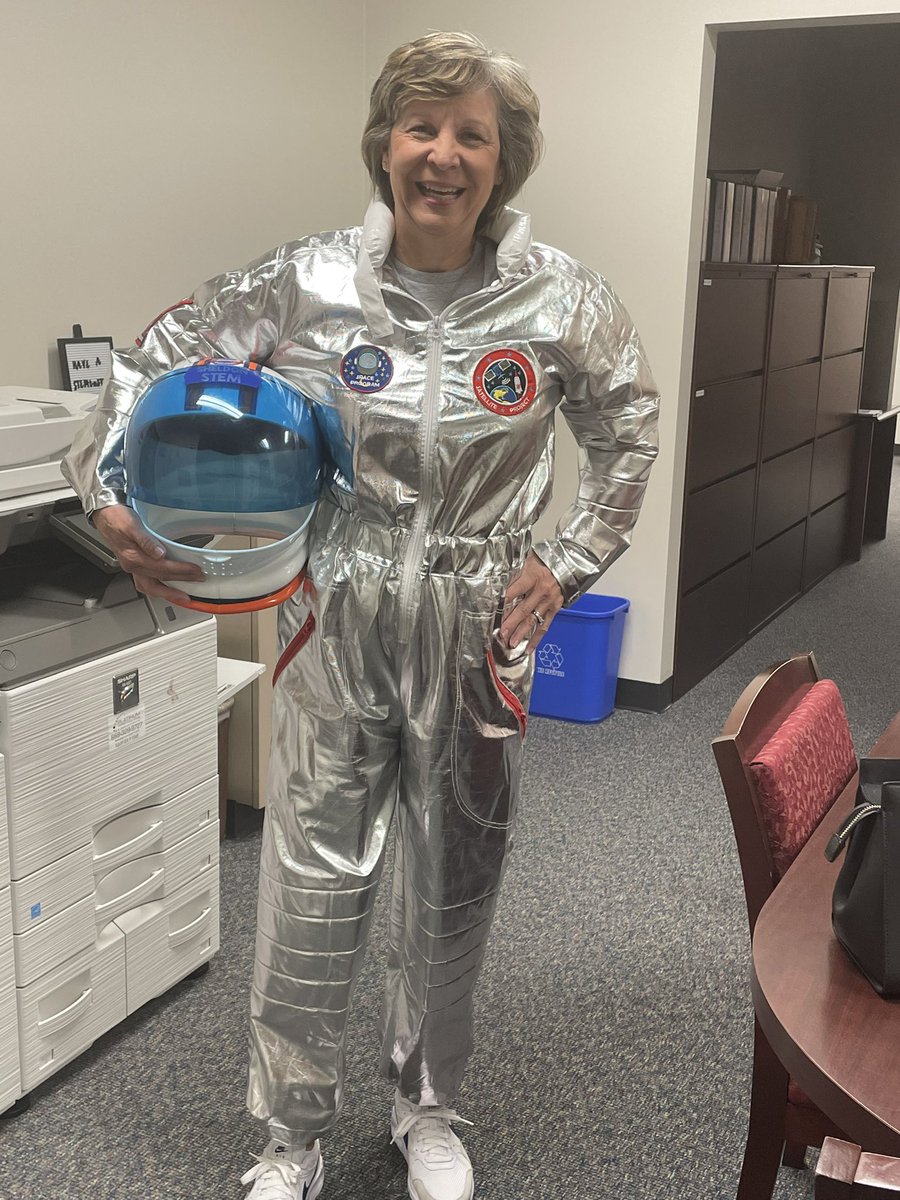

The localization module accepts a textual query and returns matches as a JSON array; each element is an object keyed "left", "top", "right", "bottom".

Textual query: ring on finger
[{"left": 531, "top": 610, "right": 545, "bottom": 627}]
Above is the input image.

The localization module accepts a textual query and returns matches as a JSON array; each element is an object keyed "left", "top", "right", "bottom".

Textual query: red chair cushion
[{"left": 749, "top": 680, "right": 856, "bottom": 877}]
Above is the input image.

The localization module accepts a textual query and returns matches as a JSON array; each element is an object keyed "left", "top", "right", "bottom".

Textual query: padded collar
[{"left": 353, "top": 199, "right": 532, "bottom": 340}]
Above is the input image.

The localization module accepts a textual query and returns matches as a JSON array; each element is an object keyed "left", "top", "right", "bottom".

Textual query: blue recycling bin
[{"left": 529, "top": 594, "right": 629, "bottom": 723}]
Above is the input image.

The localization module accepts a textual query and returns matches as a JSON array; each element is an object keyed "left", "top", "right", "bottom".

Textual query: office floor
[{"left": 2, "top": 468, "right": 898, "bottom": 1199}]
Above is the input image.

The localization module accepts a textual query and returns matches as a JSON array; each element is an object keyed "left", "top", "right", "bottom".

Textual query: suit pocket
[{"left": 450, "top": 615, "right": 531, "bottom": 829}]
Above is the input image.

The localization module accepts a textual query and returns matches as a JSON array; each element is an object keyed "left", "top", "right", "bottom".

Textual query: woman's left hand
[{"left": 500, "top": 552, "right": 565, "bottom": 655}]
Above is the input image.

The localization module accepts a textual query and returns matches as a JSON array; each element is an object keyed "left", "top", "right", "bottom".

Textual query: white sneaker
[
  {"left": 240, "top": 1139, "right": 324, "bottom": 1200},
  {"left": 391, "top": 1092, "right": 475, "bottom": 1200}
]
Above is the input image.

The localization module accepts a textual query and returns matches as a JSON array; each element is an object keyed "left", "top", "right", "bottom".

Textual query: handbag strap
[{"left": 825, "top": 803, "right": 880, "bottom": 862}]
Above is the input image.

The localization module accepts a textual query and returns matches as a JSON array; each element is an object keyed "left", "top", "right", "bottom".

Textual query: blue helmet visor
[{"left": 128, "top": 412, "right": 320, "bottom": 512}]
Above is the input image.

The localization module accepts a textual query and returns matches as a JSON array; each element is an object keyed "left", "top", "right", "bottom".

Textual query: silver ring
[{"left": 532, "top": 610, "right": 545, "bottom": 627}]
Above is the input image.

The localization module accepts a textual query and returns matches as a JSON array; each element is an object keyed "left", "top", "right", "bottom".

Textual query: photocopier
[{"left": 0, "top": 386, "right": 220, "bottom": 1116}]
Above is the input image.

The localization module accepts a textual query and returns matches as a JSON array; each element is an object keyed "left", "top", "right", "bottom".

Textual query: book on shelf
[
  {"left": 705, "top": 177, "right": 782, "bottom": 263},
  {"left": 709, "top": 177, "right": 726, "bottom": 260},
  {"left": 764, "top": 190, "right": 777, "bottom": 262},
  {"left": 739, "top": 184, "right": 753, "bottom": 263},
  {"left": 771, "top": 187, "right": 791, "bottom": 263},
  {"left": 749, "top": 189, "right": 768, "bottom": 263},
  {"left": 709, "top": 167, "right": 784, "bottom": 189},
  {"left": 721, "top": 180, "right": 735, "bottom": 263},
  {"left": 785, "top": 195, "right": 818, "bottom": 263},
  {"left": 730, "top": 184, "right": 746, "bottom": 261}
]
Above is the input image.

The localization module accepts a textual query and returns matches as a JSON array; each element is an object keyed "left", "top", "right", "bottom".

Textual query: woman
[{"left": 63, "top": 31, "right": 658, "bottom": 1200}]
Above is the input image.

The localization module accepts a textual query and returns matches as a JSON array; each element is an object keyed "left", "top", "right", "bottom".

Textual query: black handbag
[{"left": 825, "top": 756, "right": 900, "bottom": 997}]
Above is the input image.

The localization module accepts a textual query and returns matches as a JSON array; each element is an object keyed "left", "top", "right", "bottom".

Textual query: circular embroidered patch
[
  {"left": 340, "top": 344, "right": 393, "bottom": 393},
  {"left": 472, "top": 349, "right": 537, "bottom": 416}
]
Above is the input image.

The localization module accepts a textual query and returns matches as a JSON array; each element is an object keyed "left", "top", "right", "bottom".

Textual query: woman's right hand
[{"left": 93, "top": 505, "right": 204, "bottom": 605}]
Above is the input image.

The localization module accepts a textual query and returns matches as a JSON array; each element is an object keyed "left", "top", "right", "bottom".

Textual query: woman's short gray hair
[{"left": 361, "top": 31, "right": 543, "bottom": 229}]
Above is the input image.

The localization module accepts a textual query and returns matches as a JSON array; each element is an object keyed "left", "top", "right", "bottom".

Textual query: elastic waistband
[{"left": 312, "top": 506, "right": 531, "bottom": 577}]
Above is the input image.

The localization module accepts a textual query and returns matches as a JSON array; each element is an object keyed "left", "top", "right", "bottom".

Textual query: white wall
[
  {"left": 0, "top": 0, "right": 367, "bottom": 388},
  {"left": 366, "top": 1, "right": 900, "bottom": 686}
]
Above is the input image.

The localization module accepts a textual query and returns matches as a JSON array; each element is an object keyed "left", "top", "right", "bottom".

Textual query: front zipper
[{"left": 398, "top": 315, "right": 443, "bottom": 643}]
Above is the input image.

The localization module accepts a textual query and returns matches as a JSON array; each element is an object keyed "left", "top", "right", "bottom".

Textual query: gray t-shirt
[{"left": 390, "top": 239, "right": 497, "bottom": 316}]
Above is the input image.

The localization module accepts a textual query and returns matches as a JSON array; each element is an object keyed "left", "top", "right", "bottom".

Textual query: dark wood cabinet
[
  {"left": 694, "top": 275, "right": 770, "bottom": 382},
  {"left": 762, "top": 361, "right": 819, "bottom": 457},
  {"left": 673, "top": 264, "right": 873, "bottom": 699},
  {"left": 756, "top": 443, "right": 814, "bottom": 546},
  {"left": 769, "top": 274, "right": 827, "bottom": 368},
  {"left": 748, "top": 521, "right": 805, "bottom": 630},
  {"left": 817, "top": 352, "right": 863, "bottom": 436},
  {"left": 686, "top": 376, "right": 762, "bottom": 490},
  {"left": 681, "top": 468, "right": 755, "bottom": 591}
]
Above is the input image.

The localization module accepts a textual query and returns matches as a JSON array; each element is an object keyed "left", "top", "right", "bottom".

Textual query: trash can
[{"left": 529, "top": 594, "right": 629, "bottom": 723}]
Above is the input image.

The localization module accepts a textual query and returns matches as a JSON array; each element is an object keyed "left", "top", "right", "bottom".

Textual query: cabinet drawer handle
[
  {"left": 93, "top": 821, "right": 164, "bottom": 865},
  {"left": 168, "top": 907, "right": 211, "bottom": 948},
  {"left": 37, "top": 987, "right": 93, "bottom": 1035},
  {"left": 95, "top": 868, "right": 164, "bottom": 916}
]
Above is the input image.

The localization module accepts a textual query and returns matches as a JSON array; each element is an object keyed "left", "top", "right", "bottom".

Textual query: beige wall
[
  {"left": 0, "top": 0, "right": 367, "bottom": 388},
  {"left": 5, "top": 0, "right": 899, "bottom": 687},
  {"left": 366, "top": 0, "right": 900, "bottom": 686}
]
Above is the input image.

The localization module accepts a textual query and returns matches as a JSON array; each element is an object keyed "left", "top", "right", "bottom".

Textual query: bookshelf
[{"left": 704, "top": 171, "right": 818, "bottom": 266}]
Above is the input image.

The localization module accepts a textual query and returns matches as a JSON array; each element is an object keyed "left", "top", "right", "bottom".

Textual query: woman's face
[{"left": 382, "top": 88, "right": 502, "bottom": 268}]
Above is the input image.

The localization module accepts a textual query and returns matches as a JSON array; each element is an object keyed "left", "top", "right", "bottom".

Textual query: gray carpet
[{"left": 2, "top": 469, "right": 898, "bottom": 1199}]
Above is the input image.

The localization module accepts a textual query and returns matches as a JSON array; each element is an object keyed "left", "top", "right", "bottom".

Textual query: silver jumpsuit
[{"left": 63, "top": 199, "right": 659, "bottom": 1139}]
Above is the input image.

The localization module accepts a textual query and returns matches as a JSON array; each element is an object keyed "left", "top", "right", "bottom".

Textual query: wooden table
[{"left": 751, "top": 712, "right": 900, "bottom": 1156}]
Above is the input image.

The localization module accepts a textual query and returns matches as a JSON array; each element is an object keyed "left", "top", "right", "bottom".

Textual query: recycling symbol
[{"left": 538, "top": 643, "right": 564, "bottom": 670}]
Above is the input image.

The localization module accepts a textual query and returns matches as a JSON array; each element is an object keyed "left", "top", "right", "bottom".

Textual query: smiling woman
[
  {"left": 381, "top": 89, "right": 502, "bottom": 271},
  {"left": 62, "top": 28, "right": 659, "bottom": 1200}
]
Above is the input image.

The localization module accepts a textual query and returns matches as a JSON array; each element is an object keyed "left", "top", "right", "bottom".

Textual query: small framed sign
[{"left": 58, "top": 324, "right": 114, "bottom": 393}]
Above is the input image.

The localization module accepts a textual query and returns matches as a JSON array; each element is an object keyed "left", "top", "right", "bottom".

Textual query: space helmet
[{"left": 124, "top": 359, "right": 322, "bottom": 613}]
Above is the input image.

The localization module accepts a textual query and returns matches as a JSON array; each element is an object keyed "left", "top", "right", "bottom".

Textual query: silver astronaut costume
[{"left": 63, "top": 199, "right": 659, "bottom": 1139}]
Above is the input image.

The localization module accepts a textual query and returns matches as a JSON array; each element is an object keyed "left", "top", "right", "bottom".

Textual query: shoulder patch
[{"left": 473, "top": 349, "right": 537, "bottom": 416}]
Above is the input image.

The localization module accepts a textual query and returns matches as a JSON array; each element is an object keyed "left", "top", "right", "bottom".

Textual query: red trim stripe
[
  {"left": 135, "top": 298, "right": 193, "bottom": 347},
  {"left": 487, "top": 649, "right": 527, "bottom": 739},
  {"left": 272, "top": 613, "right": 316, "bottom": 687}
]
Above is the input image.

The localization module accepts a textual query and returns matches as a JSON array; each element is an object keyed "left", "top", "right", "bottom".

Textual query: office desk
[{"left": 751, "top": 712, "right": 900, "bottom": 1155}]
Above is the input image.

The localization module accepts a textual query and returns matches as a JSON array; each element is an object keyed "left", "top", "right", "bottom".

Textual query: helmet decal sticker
[
  {"left": 472, "top": 350, "right": 537, "bottom": 416},
  {"left": 340, "top": 344, "right": 394, "bottom": 393}
]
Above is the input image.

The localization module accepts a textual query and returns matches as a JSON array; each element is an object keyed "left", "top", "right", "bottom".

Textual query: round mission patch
[
  {"left": 472, "top": 349, "right": 537, "bottom": 416},
  {"left": 340, "top": 344, "right": 393, "bottom": 393}
]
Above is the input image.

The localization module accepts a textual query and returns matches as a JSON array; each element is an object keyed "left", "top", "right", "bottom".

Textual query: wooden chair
[
  {"left": 816, "top": 1138, "right": 900, "bottom": 1197},
  {"left": 713, "top": 653, "right": 859, "bottom": 1199}
]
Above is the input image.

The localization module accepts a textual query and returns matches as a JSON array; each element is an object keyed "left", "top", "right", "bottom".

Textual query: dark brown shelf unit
[{"left": 673, "top": 263, "right": 873, "bottom": 699}]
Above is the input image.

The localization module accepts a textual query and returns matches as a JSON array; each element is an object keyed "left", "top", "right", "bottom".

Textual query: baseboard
[
  {"left": 615, "top": 675, "right": 673, "bottom": 714},
  {"left": 894, "top": 444, "right": 900, "bottom": 456},
  {"left": 227, "top": 798, "right": 265, "bottom": 839}
]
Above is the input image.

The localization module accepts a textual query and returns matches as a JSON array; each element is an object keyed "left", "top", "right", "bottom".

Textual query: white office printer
[
  {"left": 0, "top": 386, "right": 220, "bottom": 1117},
  {"left": 0, "top": 387, "right": 99, "bottom": 502}
]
